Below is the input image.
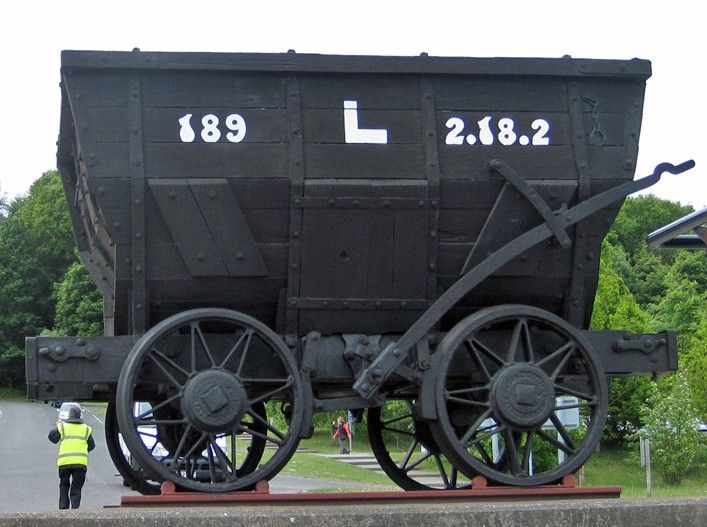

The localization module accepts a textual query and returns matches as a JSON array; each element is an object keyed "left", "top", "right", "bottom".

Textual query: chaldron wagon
[{"left": 26, "top": 49, "right": 693, "bottom": 494}]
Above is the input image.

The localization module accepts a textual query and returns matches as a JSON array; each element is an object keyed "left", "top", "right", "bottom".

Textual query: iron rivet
[
  {"left": 292, "top": 230, "right": 300, "bottom": 238},
  {"left": 135, "top": 265, "right": 142, "bottom": 272},
  {"left": 136, "top": 304, "right": 143, "bottom": 310},
  {"left": 134, "top": 232, "right": 142, "bottom": 238}
]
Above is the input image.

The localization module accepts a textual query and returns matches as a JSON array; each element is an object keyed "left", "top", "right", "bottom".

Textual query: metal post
[
  {"left": 558, "top": 432, "right": 566, "bottom": 464},
  {"left": 645, "top": 438, "right": 652, "bottom": 498}
]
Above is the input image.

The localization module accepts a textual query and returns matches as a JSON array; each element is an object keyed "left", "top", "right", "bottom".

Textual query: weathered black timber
[{"left": 33, "top": 49, "right": 694, "bottom": 493}]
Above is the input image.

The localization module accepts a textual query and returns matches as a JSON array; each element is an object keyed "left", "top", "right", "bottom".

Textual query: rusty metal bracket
[{"left": 354, "top": 160, "right": 695, "bottom": 400}]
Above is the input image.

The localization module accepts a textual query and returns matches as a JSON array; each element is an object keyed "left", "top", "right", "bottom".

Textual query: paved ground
[{"left": 0, "top": 400, "right": 369, "bottom": 512}]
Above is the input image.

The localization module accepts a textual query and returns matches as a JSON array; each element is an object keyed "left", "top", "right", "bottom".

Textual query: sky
[{"left": 0, "top": 1, "right": 704, "bottom": 209}]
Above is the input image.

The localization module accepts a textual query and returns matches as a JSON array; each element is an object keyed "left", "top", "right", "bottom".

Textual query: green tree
[
  {"left": 53, "top": 261, "right": 103, "bottom": 336},
  {"left": 607, "top": 195, "right": 692, "bottom": 261},
  {"left": 0, "top": 171, "right": 76, "bottom": 387},
  {"left": 592, "top": 240, "right": 654, "bottom": 444}
]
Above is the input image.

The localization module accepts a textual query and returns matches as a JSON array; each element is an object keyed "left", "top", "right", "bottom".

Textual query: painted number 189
[{"left": 178, "top": 113, "right": 247, "bottom": 143}]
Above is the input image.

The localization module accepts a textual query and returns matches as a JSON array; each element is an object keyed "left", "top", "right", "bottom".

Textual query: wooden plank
[
  {"left": 148, "top": 180, "right": 228, "bottom": 276},
  {"left": 147, "top": 278, "right": 286, "bottom": 305},
  {"left": 66, "top": 71, "right": 129, "bottom": 107},
  {"left": 365, "top": 210, "right": 395, "bottom": 297},
  {"left": 189, "top": 179, "right": 268, "bottom": 277},
  {"left": 432, "top": 77, "right": 568, "bottom": 112},
  {"left": 438, "top": 145, "right": 629, "bottom": 180},
  {"left": 299, "top": 75, "right": 421, "bottom": 108},
  {"left": 393, "top": 209, "right": 428, "bottom": 298},
  {"left": 304, "top": 144, "right": 424, "bottom": 178},
  {"left": 241, "top": 209, "right": 290, "bottom": 243},
  {"left": 300, "top": 209, "right": 370, "bottom": 298},
  {"left": 117, "top": 243, "right": 287, "bottom": 280},
  {"left": 140, "top": 71, "right": 286, "bottom": 107},
  {"left": 62, "top": 50, "right": 652, "bottom": 78},
  {"left": 143, "top": 143, "right": 288, "bottom": 178}
]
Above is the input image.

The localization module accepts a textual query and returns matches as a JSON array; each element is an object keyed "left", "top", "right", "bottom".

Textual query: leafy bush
[{"left": 636, "top": 372, "right": 706, "bottom": 484}]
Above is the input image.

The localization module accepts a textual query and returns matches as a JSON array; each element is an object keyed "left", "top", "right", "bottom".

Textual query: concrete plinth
[{"left": 0, "top": 497, "right": 704, "bottom": 527}]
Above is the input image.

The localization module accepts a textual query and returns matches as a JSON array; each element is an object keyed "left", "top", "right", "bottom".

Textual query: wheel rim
[
  {"left": 116, "top": 308, "right": 303, "bottom": 492},
  {"left": 368, "top": 402, "right": 472, "bottom": 490},
  {"left": 430, "top": 305, "right": 607, "bottom": 486}
]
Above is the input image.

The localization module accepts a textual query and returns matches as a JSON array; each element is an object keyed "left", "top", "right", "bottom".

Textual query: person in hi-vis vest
[{"left": 48, "top": 405, "right": 95, "bottom": 509}]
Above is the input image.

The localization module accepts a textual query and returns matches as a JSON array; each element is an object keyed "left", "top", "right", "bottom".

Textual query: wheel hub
[
  {"left": 491, "top": 363, "right": 555, "bottom": 429},
  {"left": 182, "top": 369, "right": 247, "bottom": 432}
]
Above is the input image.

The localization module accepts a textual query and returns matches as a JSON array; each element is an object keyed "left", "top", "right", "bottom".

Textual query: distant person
[
  {"left": 48, "top": 405, "right": 95, "bottom": 509},
  {"left": 332, "top": 415, "right": 351, "bottom": 454}
]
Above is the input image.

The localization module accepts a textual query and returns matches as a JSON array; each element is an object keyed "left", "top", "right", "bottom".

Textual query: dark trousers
[{"left": 58, "top": 466, "right": 87, "bottom": 509}]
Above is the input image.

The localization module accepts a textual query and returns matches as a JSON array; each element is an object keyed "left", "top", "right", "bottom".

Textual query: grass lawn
[
  {"left": 583, "top": 446, "right": 706, "bottom": 498},
  {"left": 0, "top": 387, "right": 24, "bottom": 400},
  {"left": 291, "top": 430, "right": 705, "bottom": 498}
]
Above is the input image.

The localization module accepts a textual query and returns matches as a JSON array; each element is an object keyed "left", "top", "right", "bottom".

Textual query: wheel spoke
[
  {"left": 464, "top": 340, "right": 492, "bottom": 381},
  {"left": 404, "top": 449, "right": 434, "bottom": 472},
  {"left": 399, "top": 439, "right": 419, "bottom": 471},
  {"left": 554, "top": 401, "right": 595, "bottom": 411},
  {"left": 134, "top": 418, "right": 187, "bottom": 426},
  {"left": 150, "top": 346, "right": 191, "bottom": 378},
  {"left": 210, "top": 435, "right": 235, "bottom": 474},
  {"left": 522, "top": 431, "right": 535, "bottom": 473},
  {"left": 221, "top": 330, "right": 252, "bottom": 369},
  {"left": 475, "top": 442, "right": 494, "bottom": 465},
  {"left": 193, "top": 323, "right": 217, "bottom": 367},
  {"left": 445, "top": 394, "right": 490, "bottom": 408},
  {"left": 520, "top": 320, "right": 534, "bottom": 363},
  {"left": 450, "top": 465, "right": 459, "bottom": 488},
  {"left": 382, "top": 413, "right": 413, "bottom": 427},
  {"left": 434, "top": 455, "right": 450, "bottom": 488},
  {"left": 447, "top": 385, "right": 490, "bottom": 396},
  {"left": 239, "top": 424, "right": 283, "bottom": 447},
  {"left": 459, "top": 408, "right": 492, "bottom": 445},
  {"left": 554, "top": 383, "right": 594, "bottom": 401},
  {"left": 206, "top": 441, "right": 217, "bottom": 483},
  {"left": 507, "top": 318, "right": 524, "bottom": 363},
  {"left": 536, "top": 342, "right": 576, "bottom": 378},
  {"left": 466, "top": 424, "right": 505, "bottom": 448},
  {"left": 503, "top": 429, "right": 522, "bottom": 476},
  {"left": 135, "top": 394, "right": 182, "bottom": 421},
  {"left": 381, "top": 426, "right": 415, "bottom": 438},
  {"left": 183, "top": 432, "right": 208, "bottom": 463},
  {"left": 469, "top": 337, "right": 506, "bottom": 366},
  {"left": 247, "top": 410, "right": 286, "bottom": 441},
  {"left": 236, "top": 332, "right": 255, "bottom": 377},
  {"left": 537, "top": 429, "right": 576, "bottom": 455},
  {"left": 148, "top": 353, "right": 184, "bottom": 389},
  {"left": 549, "top": 413, "right": 576, "bottom": 451},
  {"left": 247, "top": 378, "right": 293, "bottom": 406},
  {"left": 169, "top": 424, "right": 193, "bottom": 468}
]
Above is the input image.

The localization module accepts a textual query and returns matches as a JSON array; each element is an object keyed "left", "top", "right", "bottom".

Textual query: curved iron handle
[{"left": 354, "top": 160, "right": 695, "bottom": 400}]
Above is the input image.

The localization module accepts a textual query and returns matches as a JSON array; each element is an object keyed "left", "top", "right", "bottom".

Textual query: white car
[{"left": 57, "top": 402, "right": 82, "bottom": 421}]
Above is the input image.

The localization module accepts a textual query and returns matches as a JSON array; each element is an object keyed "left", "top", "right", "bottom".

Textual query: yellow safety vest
[{"left": 57, "top": 422, "right": 92, "bottom": 467}]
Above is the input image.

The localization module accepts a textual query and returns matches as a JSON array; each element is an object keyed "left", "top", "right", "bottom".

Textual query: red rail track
[{"left": 120, "top": 475, "right": 621, "bottom": 507}]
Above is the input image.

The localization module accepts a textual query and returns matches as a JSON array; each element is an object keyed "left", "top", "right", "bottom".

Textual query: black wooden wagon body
[{"left": 26, "top": 50, "right": 690, "bottom": 493}]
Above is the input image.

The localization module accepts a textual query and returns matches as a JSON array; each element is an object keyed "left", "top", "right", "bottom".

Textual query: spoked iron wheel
[
  {"left": 116, "top": 308, "right": 303, "bottom": 492},
  {"left": 429, "top": 304, "right": 607, "bottom": 486},
  {"left": 368, "top": 401, "right": 472, "bottom": 490}
]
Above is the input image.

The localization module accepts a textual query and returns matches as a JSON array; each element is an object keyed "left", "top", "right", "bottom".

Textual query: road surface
[{"left": 0, "top": 399, "right": 362, "bottom": 511}]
